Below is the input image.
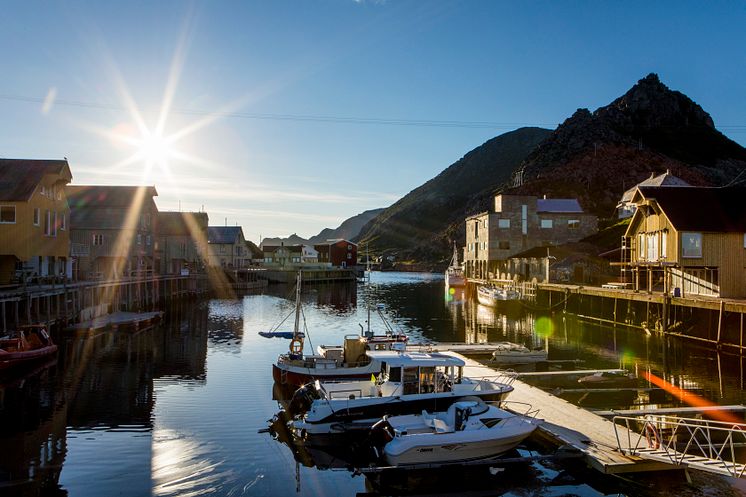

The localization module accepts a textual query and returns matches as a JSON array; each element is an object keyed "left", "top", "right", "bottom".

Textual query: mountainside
[
  {"left": 260, "top": 233, "right": 309, "bottom": 248},
  {"left": 308, "top": 208, "right": 385, "bottom": 245},
  {"left": 356, "top": 127, "right": 552, "bottom": 262},
  {"left": 510, "top": 73, "right": 746, "bottom": 215}
]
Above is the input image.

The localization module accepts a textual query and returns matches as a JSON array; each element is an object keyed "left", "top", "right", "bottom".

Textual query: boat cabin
[{"left": 318, "top": 351, "right": 466, "bottom": 400}]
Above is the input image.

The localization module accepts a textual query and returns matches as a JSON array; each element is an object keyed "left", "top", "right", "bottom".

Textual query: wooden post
[
  {"left": 716, "top": 300, "right": 725, "bottom": 345},
  {"left": 1, "top": 301, "right": 5, "bottom": 333}
]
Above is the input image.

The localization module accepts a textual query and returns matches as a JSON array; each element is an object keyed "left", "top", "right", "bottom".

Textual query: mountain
[
  {"left": 260, "top": 233, "right": 309, "bottom": 248},
  {"left": 308, "top": 208, "right": 385, "bottom": 245},
  {"left": 356, "top": 127, "right": 552, "bottom": 261},
  {"left": 510, "top": 73, "right": 746, "bottom": 216}
]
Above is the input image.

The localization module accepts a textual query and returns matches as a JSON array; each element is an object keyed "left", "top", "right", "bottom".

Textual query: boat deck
[{"left": 446, "top": 352, "right": 677, "bottom": 474}]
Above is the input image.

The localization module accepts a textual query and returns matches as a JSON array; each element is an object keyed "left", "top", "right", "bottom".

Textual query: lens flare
[{"left": 535, "top": 316, "right": 554, "bottom": 338}]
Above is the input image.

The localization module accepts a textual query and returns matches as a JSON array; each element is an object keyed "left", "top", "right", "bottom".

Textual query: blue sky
[{"left": 0, "top": 1, "right": 744, "bottom": 241}]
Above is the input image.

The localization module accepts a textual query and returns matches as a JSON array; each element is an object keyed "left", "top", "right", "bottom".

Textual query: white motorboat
[
  {"left": 490, "top": 342, "right": 548, "bottom": 364},
  {"left": 477, "top": 285, "right": 520, "bottom": 307},
  {"left": 290, "top": 351, "right": 515, "bottom": 439},
  {"left": 373, "top": 399, "right": 540, "bottom": 466},
  {"left": 445, "top": 243, "right": 465, "bottom": 288}
]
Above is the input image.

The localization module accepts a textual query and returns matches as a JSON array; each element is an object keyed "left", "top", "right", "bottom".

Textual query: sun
[{"left": 136, "top": 129, "right": 173, "bottom": 166}]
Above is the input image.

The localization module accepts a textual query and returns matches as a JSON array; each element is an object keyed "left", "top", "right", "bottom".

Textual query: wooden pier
[{"left": 448, "top": 352, "right": 676, "bottom": 474}]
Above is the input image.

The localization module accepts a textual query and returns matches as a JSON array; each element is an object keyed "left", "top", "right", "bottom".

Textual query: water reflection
[{"left": 3, "top": 273, "right": 746, "bottom": 496}]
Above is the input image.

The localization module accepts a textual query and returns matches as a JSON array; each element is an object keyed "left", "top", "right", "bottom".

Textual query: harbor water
[{"left": 3, "top": 272, "right": 746, "bottom": 496}]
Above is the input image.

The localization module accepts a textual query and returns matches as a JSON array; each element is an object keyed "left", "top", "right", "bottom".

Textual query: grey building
[{"left": 464, "top": 194, "right": 597, "bottom": 280}]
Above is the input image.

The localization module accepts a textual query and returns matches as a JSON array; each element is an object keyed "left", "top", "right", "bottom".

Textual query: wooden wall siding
[
  {"left": 0, "top": 197, "right": 70, "bottom": 261},
  {"left": 678, "top": 232, "right": 746, "bottom": 298},
  {"left": 627, "top": 208, "right": 678, "bottom": 263}
]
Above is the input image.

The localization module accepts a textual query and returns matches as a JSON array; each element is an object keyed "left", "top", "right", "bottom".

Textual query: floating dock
[{"left": 447, "top": 352, "right": 676, "bottom": 474}]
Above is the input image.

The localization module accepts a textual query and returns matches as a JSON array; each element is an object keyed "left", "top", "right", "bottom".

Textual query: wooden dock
[{"left": 448, "top": 352, "right": 676, "bottom": 474}]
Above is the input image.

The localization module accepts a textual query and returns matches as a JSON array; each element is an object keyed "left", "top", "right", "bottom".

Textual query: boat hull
[
  {"left": 445, "top": 271, "right": 465, "bottom": 288},
  {"left": 384, "top": 429, "right": 533, "bottom": 466},
  {"left": 0, "top": 345, "right": 58, "bottom": 370},
  {"left": 272, "top": 362, "right": 379, "bottom": 387}
]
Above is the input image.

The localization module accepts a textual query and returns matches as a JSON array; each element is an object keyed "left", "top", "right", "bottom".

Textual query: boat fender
[{"left": 645, "top": 424, "right": 661, "bottom": 449}]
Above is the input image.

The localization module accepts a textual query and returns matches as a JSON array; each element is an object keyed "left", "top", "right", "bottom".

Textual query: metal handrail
[{"left": 613, "top": 415, "right": 746, "bottom": 478}]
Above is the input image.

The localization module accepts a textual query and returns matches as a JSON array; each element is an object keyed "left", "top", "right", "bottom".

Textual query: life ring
[
  {"left": 289, "top": 338, "right": 304, "bottom": 355},
  {"left": 645, "top": 423, "right": 660, "bottom": 449}
]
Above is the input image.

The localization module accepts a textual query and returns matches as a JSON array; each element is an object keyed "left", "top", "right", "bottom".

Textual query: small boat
[
  {"left": 271, "top": 272, "right": 408, "bottom": 387},
  {"left": 476, "top": 285, "right": 520, "bottom": 307},
  {"left": 490, "top": 342, "right": 548, "bottom": 364},
  {"left": 372, "top": 399, "right": 540, "bottom": 466},
  {"left": 577, "top": 371, "right": 637, "bottom": 388},
  {"left": 290, "top": 351, "right": 515, "bottom": 440},
  {"left": 445, "top": 243, "right": 465, "bottom": 288},
  {"left": 0, "top": 325, "right": 58, "bottom": 369}
]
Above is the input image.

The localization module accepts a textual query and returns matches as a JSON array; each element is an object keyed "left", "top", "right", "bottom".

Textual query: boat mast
[{"left": 294, "top": 271, "right": 302, "bottom": 336}]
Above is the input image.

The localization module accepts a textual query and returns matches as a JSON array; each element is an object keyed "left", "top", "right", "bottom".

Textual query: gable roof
[
  {"left": 67, "top": 185, "right": 158, "bottom": 207},
  {"left": 536, "top": 198, "right": 583, "bottom": 213},
  {"left": 208, "top": 226, "right": 244, "bottom": 244},
  {"left": 0, "top": 159, "right": 72, "bottom": 201},
  {"left": 158, "top": 211, "right": 208, "bottom": 236},
  {"left": 620, "top": 170, "right": 690, "bottom": 204},
  {"left": 636, "top": 186, "right": 746, "bottom": 232}
]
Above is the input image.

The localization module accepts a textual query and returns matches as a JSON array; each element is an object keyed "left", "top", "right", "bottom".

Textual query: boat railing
[
  {"left": 464, "top": 371, "right": 518, "bottom": 390},
  {"left": 496, "top": 400, "right": 542, "bottom": 420}
]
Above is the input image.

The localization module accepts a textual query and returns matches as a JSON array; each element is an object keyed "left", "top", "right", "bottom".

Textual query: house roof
[
  {"left": 208, "top": 226, "right": 244, "bottom": 244},
  {"left": 536, "top": 198, "right": 583, "bottom": 213},
  {"left": 68, "top": 185, "right": 158, "bottom": 229},
  {"left": 158, "top": 212, "right": 208, "bottom": 236},
  {"left": 620, "top": 170, "right": 690, "bottom": 204},
  {"left": 263, "top": 244, "right": 303, "bottom": 253},
  {"left": 636, "top": 186, "right": 746, "bottom": 232},
  {"left": 0, "top": 159, "right": 72, "bottom": 201},
  {"left": 67, "top": 185, "right": 158, "bottom": 207}
]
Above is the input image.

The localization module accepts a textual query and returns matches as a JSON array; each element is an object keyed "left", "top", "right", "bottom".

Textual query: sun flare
[{"left": 136, "top": 130, "right": 174, "bottom": 166}]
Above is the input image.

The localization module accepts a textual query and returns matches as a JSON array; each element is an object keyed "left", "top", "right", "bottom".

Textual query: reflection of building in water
[
  {"left": 154, "top": 302, "right": 209, "bottom": 382},
  {"left": 0, "top": 363, "right": 68, "bottom": 495},
  {"left": 312, "top": 282, "right": 357, "bottom": 314},
  {"left": 207, "top": 300, "right": 245, "bottom": 351},
  {"left": 463, "top": 301, "right": 491, "bottom": 344}
]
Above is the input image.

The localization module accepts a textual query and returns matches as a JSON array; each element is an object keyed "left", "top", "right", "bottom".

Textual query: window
[
  {"left": 540, "top": 219, "right": 553, "bottom": 229},
  {"left": 33, "top": 208, "right": 40, "bottom": 226},
  {"left": 0, "top": 206, "right": 15, "bottom": 224},
  {"left": 93, "top": 234, "right": 104, "bottom": 245},
  {"left": 498, "top": 219, "right": 510, "bottom": 229},
  {"left": 568, "top": 219, "right": 580, "bottom": 229},
  {"left": 483, "top": 219, "right": 488, "bottom": 228},
  {"left": 347, "top": 244, "right": 352, "bottom": 251},
  {"left": 347, "top": 253, "right": 352, "bottom": 259},
  {"left": 499, "top": 241, "right": 510, "bottom": 250},
  {"left": 52, "top": 211, "right": 57, "bottom": 236},
  {"left": 137, "top": 234, "right": 142, "bottom": 245},
  {"left": 60, "top": 213, "right": 66, "bottom": 230},
  {"left": 44, "top": 210, "right": 50, "bottom": 235},
  {"left": 682, "top": 232, "right": 702, "bottom": 258},
  {"left": 146, "top": 235, "right": 151, "bottom": 246}
]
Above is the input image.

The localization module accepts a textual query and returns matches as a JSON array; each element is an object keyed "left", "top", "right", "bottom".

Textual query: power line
[{"left": 2, "top": 92, "right": 745, "bottom": 132}]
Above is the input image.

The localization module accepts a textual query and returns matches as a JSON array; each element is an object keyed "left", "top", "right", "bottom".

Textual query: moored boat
[
  {"left": 490, "top": 342, "right": 548, "bottom": 364},
  {"left": 0, "top": 325, "right": 58, "bottom": 369},
  {"left": 577, "top": 371, "right": 637, "bottom": 388},
  {"left": 445, "top": 243, "right": 465, "bottom": 288},
  {"left": 290, "top": 351, "right": 516, "bottom": 440},
  {"left": 372, "top": 399, "right": 540, "bottom": 466},
  {"left": 270, "top": 272, "right": 409, "bottom": 387},
  {"left": 476, "top": 285, "right": 520, "bottom": 307}
]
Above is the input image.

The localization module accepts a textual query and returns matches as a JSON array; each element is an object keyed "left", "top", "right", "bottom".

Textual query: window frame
[
  {"left": 681, "top": 232, "right": 703, "bottom": 259},
  {"left": 0, "top": 205, "right": 16, "bottom": 224},
  {"left": 540, "top": 219, "right": 553, "bottom": 229}
]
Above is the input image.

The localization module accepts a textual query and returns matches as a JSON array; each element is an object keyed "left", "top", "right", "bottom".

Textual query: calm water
[{"left": 3, "top": 272, "right": 746, "bottom": 496}]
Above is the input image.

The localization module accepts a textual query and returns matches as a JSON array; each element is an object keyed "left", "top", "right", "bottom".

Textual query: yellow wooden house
[
  {"left": 624, "top": 186, "right": 746, "bottom": 298},
  {"left": 0, "top": 159, "right": 73, "bottom": 284}
]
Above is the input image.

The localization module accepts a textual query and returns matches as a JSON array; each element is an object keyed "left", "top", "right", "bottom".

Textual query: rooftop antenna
[
  {"left": 179, "top": 200, "right": 181, "bottom": 212},
  {"left": 224, "top": 217, "right": 227, "bottom": 226}
]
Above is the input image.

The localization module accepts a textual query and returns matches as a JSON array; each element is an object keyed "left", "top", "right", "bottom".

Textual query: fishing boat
[
  {"left": 270, "top": 273, "right": 409, "bottom": 387},
  {"left": 290, "top": 351, "right": 515, "bottom": 440},
  {"left": 490, "top": 342, "right": 548, "bottom": 364},
  {"left": 372, "top": 399, "right": 540, "bottom": 466},
  {"left": 476, "top": 284, "right": 521, "bottom": 307},
  {"left": 444, "top": 243, "right": 465, "bottom": 288},
  {"left": 0, "top": 325, "right": 58, "bottom": 369}
]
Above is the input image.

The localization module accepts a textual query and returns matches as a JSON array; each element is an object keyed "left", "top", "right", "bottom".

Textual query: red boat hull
[{"left": 0, "top": 344, "right": 58, "bottom": 370}]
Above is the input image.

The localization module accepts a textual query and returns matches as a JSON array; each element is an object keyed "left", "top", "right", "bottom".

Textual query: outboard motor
[
  {"left": 368, "top": 417, "right": 395, "bottom": 460},
  {"left": 287, "top": 382, "right": 320, "bottom": 416}
]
